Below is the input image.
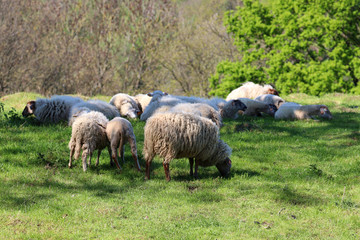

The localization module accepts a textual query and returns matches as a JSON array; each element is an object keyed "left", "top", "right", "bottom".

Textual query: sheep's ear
[
  {"left": 320, "top": 107, "right": 328, "bottom": 114},
  {"left": 147, "top": 92, "right": 153, "bottom": 97},
  {"left": 163, "top": 92, "right": 168, "bottom": 96}
]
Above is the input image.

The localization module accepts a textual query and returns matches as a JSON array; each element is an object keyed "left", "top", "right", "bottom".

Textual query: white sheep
[
  {"left": 68, "top": 111, "right": 122, "bottom": 171},
  {"left": 254, "top": 94, "right": 285, "bottom": 109},
  {"left": 68, "top": 99, "right": 120, "bottom": 126},
  {"left": 109, "top": 93, "right": 141, "bottom": 119},
  {"left": 237, "top": 98, "right": 277, "bottom": 117},
  {"left": 226, "top": 82, "right": 279, "bottom": 100},
  {"left": 22, "top": 95, "right": 84, "bottom": 123},
  {"left": 106, "top": 117, "right": 141, "bottom": 171},
  {"left": 274, "top": 102, "right": 333, "bottom": 120},
  {"left": 143, "top": 112, "right": 232, "bottom": 181},
  {"left": 170, "top": 103, "right": 222, "bottom": 128}
]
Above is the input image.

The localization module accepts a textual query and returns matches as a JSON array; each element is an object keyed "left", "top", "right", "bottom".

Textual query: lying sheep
[
  {"left": 238, "top": 98, "right": 277, "bottom": 117},
  {"left": 133, "top": 90, "right": 166, "bottom": 112},
  {"left": 68, "top": 111, "right": 122, "bottom": 171},
  {"left": 143, "top": 112, "right": 232, "bottom": 181},
  {"left": 68, "top": 99, "right": 120, "bottom": 126},
  {"left": 106, "top": 117, "right": 141, "bottom": 171},
  {"left": 109, "top": 93, "right": 141, "bottom": 119},
  {"left": 217, "top": 99, "right": 247, "bottom": 119},
  {"left": 255, "top": 94, "right": 285, "bottom": 109},
  {"left": 22, "top": 95, "right": 84, "bottom": 123},
  {"left": 274, "top": 102, "right": 333, "bottom": 120},
  {"left": 170, "top": 103, "right": 222, "bottom": 128},
  {"left": 226, "top": 82, "right": 279, "bottom": 100}
]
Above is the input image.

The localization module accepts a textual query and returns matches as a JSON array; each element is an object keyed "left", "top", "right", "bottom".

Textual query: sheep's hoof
[{"left": 68, "top": 164, "right": 72, "bottom": 169}]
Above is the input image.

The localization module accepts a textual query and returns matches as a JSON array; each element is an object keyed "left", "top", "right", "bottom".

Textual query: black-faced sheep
[
  {"left": 254, "top": 94, "right": 285, "bottom": 109},
  {"left": 143, "top": 112, "right": 232, "bottom": 181},
  {"left": 226, "top": 82, "right": 279, "bottom": 100},
  {"left": 68, "top": 111, "right": 121, "bottom": 171},
  {"left": 109, "top": 93, "right": 141, "bottom": 119},
  {"left": 274, "top": 102, "right": 333, "bottom": 120},
  {"left": 237, "top": 98, "right": 277, "bottom": 117},
  {"left": 22, "top": 95, "right": 84, "bottom": 123},
  {"left": 106, "top": 117, "right": 141, "bottom": 171}
]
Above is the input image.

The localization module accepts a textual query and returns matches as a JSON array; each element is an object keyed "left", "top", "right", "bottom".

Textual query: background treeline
[
  {"left": 0, "top": 0, "right": 241, "bottom": 97},
  {"left": 1, "top": 0, "right": 359, "bottom": 98}
]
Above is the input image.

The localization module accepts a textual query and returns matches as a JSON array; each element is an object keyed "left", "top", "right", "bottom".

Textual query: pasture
[{"left": 0, "top": 92, "right": 359, "bottom": 239}]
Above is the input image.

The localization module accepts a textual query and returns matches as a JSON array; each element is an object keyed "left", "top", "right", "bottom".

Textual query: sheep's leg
[
  {"left": 88, "top": 153, "right": 92, "bottom": 167},
  {"left": 163, "top": 161, "right": 171, "bottom": 182},
  {"left": 69, "top": 147, "right": 75, "bottom": 168},
  {"left": 82, "top": 149, "right": 89, "bottom": 172},
  {"left": 108, "top": 147, "right": 114, "bottom": 166},
  {"left": 129, "top": 137, "right": 141, "bottom": 171},
  {"left": 189, "top": 158, "right": 194, "bottom": 177},
  {"left": 194, "top": 159, "right": 199, "bottom": 179},
  {"left": 111, "top": 145, "right": 122, "bottom": 170},
  {"left": 145, "top": 158, "right": 153, "bottom": 180},
  {"left": 118, "top": 137, "right": 125, "bottom": 164},
  {"left": 96, "top": 150, "right": 102, "bottom": 167}
]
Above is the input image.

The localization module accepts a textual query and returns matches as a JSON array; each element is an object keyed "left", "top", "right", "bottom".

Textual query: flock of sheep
[{"left": 21, "top": 82, "right": 333, "bottom": 181}]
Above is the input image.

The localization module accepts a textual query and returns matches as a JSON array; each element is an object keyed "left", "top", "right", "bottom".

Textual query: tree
[{"left": 209, "top": 0, "right": 360, "bottom": 97}]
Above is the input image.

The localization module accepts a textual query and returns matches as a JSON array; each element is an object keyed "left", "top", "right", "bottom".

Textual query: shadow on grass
[{"left": 270, "top": 185, "right": 324, "bottom": 206}]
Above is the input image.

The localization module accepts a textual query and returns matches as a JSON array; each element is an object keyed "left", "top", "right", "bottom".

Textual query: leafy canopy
[{"left": 209, "top": 0, "right": 360, "bottom": 97}]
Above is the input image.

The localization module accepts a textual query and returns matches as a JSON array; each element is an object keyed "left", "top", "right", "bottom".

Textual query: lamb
[
  {"left": 237, "top": 98, "right": 277, "bottom": 117},
  {"left": 170, "top": 103, "right": 222, "bottom": 128},
  {"left": 22, "top": 95, "right": 84, "bottom": 123},
  {"left": 68, "top": 111, "right": 122, "bottom": 171},
  {"left": 255, "top": 94, "right": 285, "bottom": 109},
  {"left": 68, "top": 99, "right": 120, "bottom": 126},
  {"left": 274, "top": 102, "right": 333, "bottom": 120},
  {"left": 143, "top": 112, "right": 232, "bottom": 181},
  {"left": 109, "top": 93, "right": 141, "bottom": 119},
  {"left": 106, "top": 117, "right": 141, "bottom": 171},
  {"left": 226, "top": 82, "right": 279, "bottom": 101}
]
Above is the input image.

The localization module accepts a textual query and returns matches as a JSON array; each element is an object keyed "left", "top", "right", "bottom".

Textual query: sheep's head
[
  {"left": 22, "top": 101, "right": 36, "bottom": 117},
  {"left": 120, "top": 100, "right": 141, "bottom": 119},
  {"left": 232, "top": 99, "right": 247, "bottom": 112},
  {"left": 216, "top": 157, "right": 232, "bottom": 177},
  {"left": 319, "top": 106, "right": 332, "bottom": 120},
  {"left": 265, "top": 104, "right": 277, "bottom": 116},
  {"left": 267, "top": 88, "right": 279, "bottom": 96}
]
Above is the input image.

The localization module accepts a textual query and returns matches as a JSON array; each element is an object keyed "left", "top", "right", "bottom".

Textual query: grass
[{"left": 0, "top": 92, "right": 359, "bottom": 239}]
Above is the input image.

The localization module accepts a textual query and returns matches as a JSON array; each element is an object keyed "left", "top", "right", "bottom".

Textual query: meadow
[{"left": 0, "top": 92, "right": 359, "bottom": 239}]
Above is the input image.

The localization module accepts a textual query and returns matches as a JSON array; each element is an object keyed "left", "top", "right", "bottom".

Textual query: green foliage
[
  {"left": 1, "top": 92, "right": 360, "bottom": 238},
  {"left": 210, "top": 0, "right": 360, "bottom": 97}
]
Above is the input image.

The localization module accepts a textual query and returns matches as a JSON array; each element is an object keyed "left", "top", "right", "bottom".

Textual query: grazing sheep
[
  {"left": 68, "top": 99, "right": 120, "bottom": 126},
  {"left": 226, "top": 82, "right": 279, "bottom": 101},
  {"left": 274, "top": 102, "right": 333, "bottom": 120},
  {"left": 255, "top": 94, "right": 285, "bottom": 109},
  {"left": 109, "top": 93, "right": 141, "bottom": 119},
  {"left": 68, "top": 111, "right": 122, "bottom": 171},
  {"left": 143, "top": 112, "right": 232, "bottom": 181},
  {"left": 22, "top": 95, "right": 84, "bottom": 123},
  {"left": 238, "top": 98, "right": 277, "bottom": 117},
  {"left": 170, "top": 103, "right": 222, "bottom": 128},
  {"left": 106, "top": 117, "right": 141, "bottom": 171}
]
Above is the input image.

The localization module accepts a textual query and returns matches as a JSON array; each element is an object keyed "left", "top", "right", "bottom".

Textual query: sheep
[
  {"left": 68, "top": 99, "right": 120, "bottom": 126},
  {"left": 170, "top": 103, "right": 222, "bottom": 128},
  {"left": 255, "top": 94, "right": 285, "bottom": 109},
  {"left": 141, "top": 91, "right": 247, "bottom": 121},
  {"left": 226, "top": 82, "right": 279, "bottom": 101},
  {"left": 109, "top": 93, "right": 141, "bottom": 119},
  {"left": 140, "top": 94, "right": 185, "bottom": 121},
  {"left": 143, "top": 112, "right": 232, "bottom": 181},
  {"left": 106, "top": 117, "right": 141, "bottom": 172},
  {"left": 237, "top": 98, "right": 277, "bottom": 117},
  {"left": 22, "top": 95, "right": 84, "bottom": 123},
  {"left": 274, "top": 102, "right": 333, "bottom": 120},
  {"left": 68, "top": 111, "right": 122, "bottom": 171}
]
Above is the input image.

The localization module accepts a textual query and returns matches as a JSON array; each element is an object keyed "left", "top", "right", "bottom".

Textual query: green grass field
[{"left": 0, "top": 92, "right": 359, "bottom": 239}]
